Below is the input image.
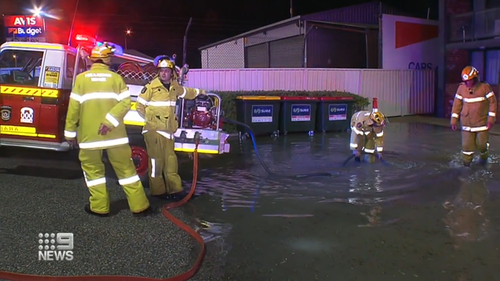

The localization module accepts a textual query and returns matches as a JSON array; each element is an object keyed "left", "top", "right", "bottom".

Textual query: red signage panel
[{"left": 4, "top": 15, "right": 45, "bottom": 28}]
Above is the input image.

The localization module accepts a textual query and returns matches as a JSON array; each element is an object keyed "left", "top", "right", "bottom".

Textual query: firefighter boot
[
  {"left": 477, "top": 133, "right": 490, "bottom": 165},
  {"left": 364, "top": 154, "right": 377, "bottom": 163}
]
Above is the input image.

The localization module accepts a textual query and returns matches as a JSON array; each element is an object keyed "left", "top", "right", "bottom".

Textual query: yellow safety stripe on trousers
[
  {"left": 451, "top": 113, "right": 459, "bottom": 118},
  {"left": 78, "top": 137, "right": 129, "bottom": 149},
  {"left": 462, "top": 151, "right": 474, "bottom": 155},
  {"left": 489, "top": 112, "right": 496, "bottom": 117},
  {"left": 0, "top": 86, "right": 59, "bottom": 98},
  {"left": 461, "top": 126, "right": 488, "bottom": 132},
  {"left": 0, "top": 125, "right": 56, "bottom": 138},
  {"left": 118, "top": 175, "right": 141, "bottom": 185}
]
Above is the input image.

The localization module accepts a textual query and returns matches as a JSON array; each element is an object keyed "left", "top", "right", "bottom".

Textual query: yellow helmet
[
  {"left": 89, "top": 43, "right": 115, "bottom": 60},
  {"left": 156, "top": 57, "right": 175, "bottom": 69},
  {"left": 461, "top": 66, "right": 479, "bottom": 81},
  {"left": 370, "top": 111, "right": 385, "bottom": 125}
]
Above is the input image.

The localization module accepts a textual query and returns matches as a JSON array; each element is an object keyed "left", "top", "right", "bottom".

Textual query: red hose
[{"left": 0, "top": 141, "right": 205, "bottom": 281}]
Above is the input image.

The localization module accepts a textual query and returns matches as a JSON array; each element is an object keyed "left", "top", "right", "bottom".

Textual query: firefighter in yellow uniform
[
  {"left": 349, "top": 110, "right": 386, "bottom": 163},
  {"left": 64, "top": 43, "right": 151, "bottom": 216},
  {"left": 136, "top": 55, "right": 206, "bottom": 200},
  {"left": 451, "top": 66, "right": 497, "bottom": 166}
]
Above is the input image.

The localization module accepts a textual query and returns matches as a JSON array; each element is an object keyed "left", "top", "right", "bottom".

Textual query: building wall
[
  {"left": 444, "top": 0, "right": 472, "bottom": 118},
  {"left": 200, "top": 2, "right": 413, "bottom": 69},
  {"left": 201, "top": 38, "right": 245, "bottom": 69},
  {"left": 245, "top": 22, "right": 302, "bottom": 47},
  {"left": 381, "top": 14, "right": 439, "bottom": 70},
  {"left": 301, "top": 2, "right": 413, "bottom": 24},
  {"left": 306, "top": 26, "right": 367, "bottom": 68},
  {"left": 184, "top": 68, "right": 435, "bottom": 117}
]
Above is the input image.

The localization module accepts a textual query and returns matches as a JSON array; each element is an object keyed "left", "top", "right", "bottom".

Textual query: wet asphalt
[{"left": 0, "top": 148, "right": 223, "bottom": 280}]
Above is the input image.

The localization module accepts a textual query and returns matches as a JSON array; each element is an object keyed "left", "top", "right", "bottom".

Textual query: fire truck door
[{"left": 0, "top": 48, "right": 45, "bottom": 139}]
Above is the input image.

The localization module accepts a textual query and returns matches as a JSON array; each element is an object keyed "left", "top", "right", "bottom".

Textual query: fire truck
[{"left": 0, "top": 34, "right": 231, "bottom": 179}]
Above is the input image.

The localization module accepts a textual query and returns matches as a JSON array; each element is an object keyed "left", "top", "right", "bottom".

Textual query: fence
[{"left": 183, "top": 68, "right": 435, "bottom": 117}]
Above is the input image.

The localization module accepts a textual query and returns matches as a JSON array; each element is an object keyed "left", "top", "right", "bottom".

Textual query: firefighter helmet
[
  {"left": 89, "top": 43, "right": 115, "bottom": 59},
  {"left": 370, "top": 111, "right": 385, "bottom": 125},
  {"left": 461, "top": 66, "right": 479, "bottom": 81},
  {"left": 154, "top": 55, "right": 175, "bottom": 69}
]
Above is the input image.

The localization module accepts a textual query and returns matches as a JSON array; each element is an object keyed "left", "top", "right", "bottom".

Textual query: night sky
[{"left": 1, "top": 0, "right": 438, "bottom": 68}]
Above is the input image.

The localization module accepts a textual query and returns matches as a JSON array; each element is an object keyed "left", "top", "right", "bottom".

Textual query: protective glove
[
  {"left": 98, "top": 124, "right": 111, "bottom": 135},
  {"left": 451, "top": 124, "right": 458, "bottom": 131},
  {"left": 487, "top": 122, "right": 493, "bottom": 130},
  {"left": 66, "top": 138, "right": 78, "bottom": 149}
]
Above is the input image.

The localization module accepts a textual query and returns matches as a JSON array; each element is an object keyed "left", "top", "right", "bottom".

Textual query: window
[
  {"left": 486, "top": 0, "right": 500, "bottom": 9},
  {"left": 485, "top": 50, "right": 499, "bottom": 85},
  {"left": 0, "top": 49, "right": 44, "bottom": 86},
  {"left": 66, "top": 53, "right": 86, "bottom": 79},
  {"left": 471, "top": 51, "right": 484, "bottom": 78}
]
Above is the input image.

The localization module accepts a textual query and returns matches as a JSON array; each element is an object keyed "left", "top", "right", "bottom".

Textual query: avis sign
[
  {"left": 38, "top": 233, "right": 74, "bottom": 261},
  {"left": 4, "top": 15, "right": 46, "bottom": 42}
]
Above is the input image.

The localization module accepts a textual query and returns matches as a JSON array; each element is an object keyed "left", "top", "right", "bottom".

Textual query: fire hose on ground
[{"left": 0, "top": 134, "right": 205, "bottom": 281}]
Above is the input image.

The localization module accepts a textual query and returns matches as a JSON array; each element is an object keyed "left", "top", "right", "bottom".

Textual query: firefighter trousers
[
  {"left": 350, "top": 131, "right": 376, "bottom": 162},
  {"left": 79, "top": 144, "right": 150, "bottom": 214},
  {"left": 143, "top": 131, "right": 183, "bottom": 196},
  {"left": 461, "top": 130, "right": 489, "bottom": 164}
]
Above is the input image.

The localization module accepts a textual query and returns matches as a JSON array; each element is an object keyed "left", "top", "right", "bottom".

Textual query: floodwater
[{"left": 188, "top": 123, "right": 500, "bottom": 280}]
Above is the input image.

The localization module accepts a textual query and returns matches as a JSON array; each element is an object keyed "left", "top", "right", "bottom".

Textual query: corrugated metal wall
[
  {"left": 269, "top": 36, "right": 303, "bottom": 68},
  {"left": 245, "top": 21, "right": 302, "bottom": 46},
  {"left": 184, "top": 68, "right": 435, "bottom": 117},
  {"left": 246, "top": 43, "right": 269, "bottom": 68},
  {"left": 306, "top": 27, "right": 366, "bottom": 68},
  {"left": 301, "top": 2, "right": 414, "bottom": 24}
]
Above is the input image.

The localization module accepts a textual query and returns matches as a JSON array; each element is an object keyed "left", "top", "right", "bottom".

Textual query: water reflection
[
  {"left": 187, "top": 124, "right": 500, "bottom": 279},
  {"left": 443, "top": 179, "right": 489, "bottom": 249}
]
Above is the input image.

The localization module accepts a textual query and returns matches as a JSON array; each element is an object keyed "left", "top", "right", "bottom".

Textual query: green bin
[
  {"left": 316, "top": 96, "right": 354, "bottom": 132},
  {"left": 235, "top": 96, "right": 281, "bottom": 136},
  {"left": 279, "top": 96, "right": 319, "bottom": 135}
]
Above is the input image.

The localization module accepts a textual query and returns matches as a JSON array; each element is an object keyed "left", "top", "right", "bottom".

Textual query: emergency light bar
[
  {"left": 75, "top": 34, "right": 96, "bottom": 45},
  {"left": 75, "top": 34, "right": 123, "bottom": 56}
]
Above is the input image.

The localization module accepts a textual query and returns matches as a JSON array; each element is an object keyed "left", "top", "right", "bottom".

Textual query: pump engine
[{"left": 181, "top": 95, "right": 223, "bottom": 130}]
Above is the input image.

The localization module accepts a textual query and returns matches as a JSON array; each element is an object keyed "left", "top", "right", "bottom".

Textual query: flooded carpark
[{"left": 1, "top": 120, "right": 500, "bottom": 280}]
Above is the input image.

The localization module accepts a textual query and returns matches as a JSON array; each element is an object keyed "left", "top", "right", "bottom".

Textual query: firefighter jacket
[
  {"left": 136, "top": 77, "right": 202, "bottom": 138},
  {"left": 451, "top": 82, "right": 497, "bottom": 132},
  {"left": 64, "top": 63, "right": 131, "bottom": 150},
  {"left": 350, "top": 110, "right": 385, "bottom": 153}
]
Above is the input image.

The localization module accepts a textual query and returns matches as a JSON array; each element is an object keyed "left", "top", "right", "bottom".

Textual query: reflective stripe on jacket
[
  {"left": 136, "top": 77, "right": 201, "bottom": 136},
  {"left": 451, "top": 82, "right": 497, "bottom": 132},
  {"left": 64, "top": 63, "right": 131, "bottom": 150}
]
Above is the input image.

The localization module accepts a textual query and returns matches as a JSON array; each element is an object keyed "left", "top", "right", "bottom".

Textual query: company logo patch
[
  {"left": 1, "top": 106, "right": 12, "bottom": 121},
  {"left": 20, "top": 107, "right": 34, "bottom": 123}
]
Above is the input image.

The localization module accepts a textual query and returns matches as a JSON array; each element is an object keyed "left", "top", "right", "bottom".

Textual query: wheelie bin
[
  {"left": 235, "top": 96, "right": 281, "bottom": 136},
  {"left": 279, "top": 96, "right": 319, "bottom": 135},
  {"left": 316, "top": 96, "right": 355, "bottom": 132}
]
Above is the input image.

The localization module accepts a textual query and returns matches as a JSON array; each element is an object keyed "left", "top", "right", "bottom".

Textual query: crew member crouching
[
  {"left": 349, "top": 109, "right": 386, "bottom": 163},
  {"left": 450, "top": 65, "right": 497, "bottom": 166}
]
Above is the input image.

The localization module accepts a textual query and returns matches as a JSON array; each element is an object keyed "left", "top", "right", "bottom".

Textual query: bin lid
[
  {"left": 281, "top": 96, "right": 319, "bottom": 101},
  {"left": 319, "top": 96, "right": 354, "bottom": 101},
  {"left": 236, "top": 96, "right": 281, "bottom": 100}
]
